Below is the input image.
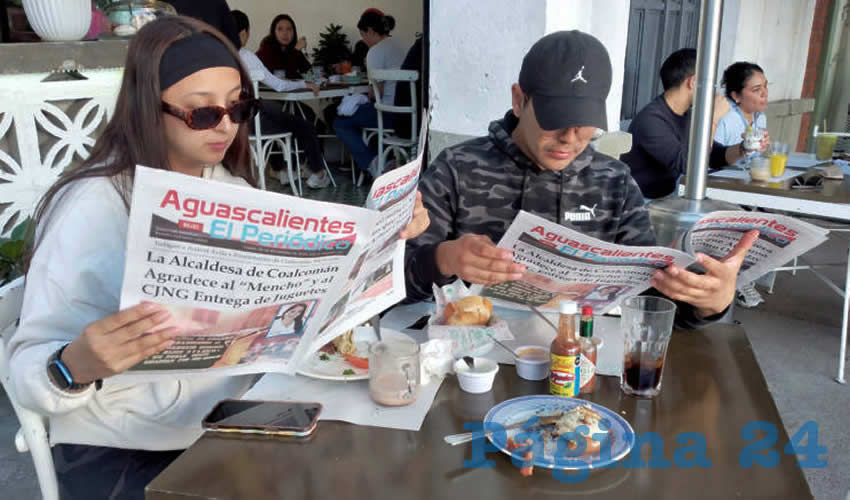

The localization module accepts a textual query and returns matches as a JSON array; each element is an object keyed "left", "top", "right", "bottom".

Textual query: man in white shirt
[{"left": 232, "top": 10, "right": 330, "bottom": 189}]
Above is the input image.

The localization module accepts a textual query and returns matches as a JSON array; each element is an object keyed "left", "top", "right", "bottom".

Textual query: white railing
[{"left": 0, "top": 68, "right": 123, "bottom": 236}]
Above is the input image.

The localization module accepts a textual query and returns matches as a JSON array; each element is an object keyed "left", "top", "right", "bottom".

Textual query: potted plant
[
  {"left": 311, "top": 23, "right": 353, "bottom": 75},
  {"left": 22, "top": 0, "right": 91, "bottom": 41},
  {"left": 0, "top": 218, "right": 31, "bottom": 287}
]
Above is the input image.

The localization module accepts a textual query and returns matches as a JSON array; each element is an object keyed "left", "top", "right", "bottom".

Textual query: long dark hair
[
  {"left": 29, "top": 15, "right": 257, "bottom": 264},
  {"left": 263, "top": 14, "right": 298, "bottom": 52},
  {"left": 357, "top": 11, "right": 395, "bottom": 36},
  {"left": 277, "top": 303, "right": 307, "bottom": 333},
  {"left": 721, "top": 62, "right": 765, "bottom": 101}
]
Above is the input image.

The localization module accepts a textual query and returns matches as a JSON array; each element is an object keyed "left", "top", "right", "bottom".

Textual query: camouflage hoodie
[{"left": 404, "top": 111, "right": 722, "bottom": 328}]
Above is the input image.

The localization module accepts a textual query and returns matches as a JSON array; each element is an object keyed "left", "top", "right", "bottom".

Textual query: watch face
[{"left": 48, "top": 360, "right": 73, "bottom": 389}]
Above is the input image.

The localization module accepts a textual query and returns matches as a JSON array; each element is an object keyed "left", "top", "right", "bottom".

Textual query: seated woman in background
[
  {"left": 256, "top": 14, "right": 310, "bottom": 79},
  {"left": 8, "top": 15, "right": 429, "bottom": 500},
  {"left": 714, "top": 62, "right": 769, "bottom": 147},
  {"left": 232, "top": 10, "right": 330, "bottom": 189},
  {"left": 333, "top": 10, "right": 404, "bottom": 179}
]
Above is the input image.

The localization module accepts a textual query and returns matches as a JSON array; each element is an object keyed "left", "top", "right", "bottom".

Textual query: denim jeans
[{"left": 333, "top": 103, "right": 393, "bottom": 172}]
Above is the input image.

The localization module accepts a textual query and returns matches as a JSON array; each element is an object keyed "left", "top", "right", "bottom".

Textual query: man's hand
[
  {"left": 399, "top": 192, "right": 430, "bottom": 240},
  {"left": 650, "top": 229, "right": 759, "bottom": 317},
  {"left": 435, "top": 234, "right": 526, "bottom": 285}
]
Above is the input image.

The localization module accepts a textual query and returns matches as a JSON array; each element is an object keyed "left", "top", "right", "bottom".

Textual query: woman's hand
[
  {"left": 399, "top": 191, "right": 430, "bottom": 240},
  {"left": 295, "top": 36, "right": 307, "bottom": 51},
  {"left": 61, "top": 303, "right": 178, "bottom": 384},
  {"left": 306, "top": 81, "right": 320, "bottom": 96}
]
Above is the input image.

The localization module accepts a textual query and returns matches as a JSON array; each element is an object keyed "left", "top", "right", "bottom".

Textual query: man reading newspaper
[{"left": 405, "top": 31, "right": 757, "bottom": 327}]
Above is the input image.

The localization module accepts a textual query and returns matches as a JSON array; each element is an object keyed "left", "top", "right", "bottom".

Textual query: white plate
[{"left": 297, "top": 327, "right": 375, "bottom": 381}]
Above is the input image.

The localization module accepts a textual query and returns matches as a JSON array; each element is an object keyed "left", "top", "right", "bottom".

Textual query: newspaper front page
[
  {"left": 118, "top": 161, "right": 418, "bottom": 379},
  {"left": 472, "top": 210, "right": 828, "bottom": 314}
]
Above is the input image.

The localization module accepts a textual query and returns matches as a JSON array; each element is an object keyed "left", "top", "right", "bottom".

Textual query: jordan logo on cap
[{"left": 571, "top": 65, "right": 588, "bottom": 84}]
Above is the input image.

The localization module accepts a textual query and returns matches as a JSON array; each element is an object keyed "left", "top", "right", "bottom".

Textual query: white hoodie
[{"left": 9, "top": 166, "right": 255, "bottom": 450}]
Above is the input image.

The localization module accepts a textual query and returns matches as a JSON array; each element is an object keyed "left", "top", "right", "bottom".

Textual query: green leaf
[
  {"left": 343, "top": 369, "right": 355, "bottom": 376},
  {"left": 10, "top": 217, "right": 32, "bottom": 241},
  {"left": 0, "top": 240, "right": 25, "bottom": 260}
]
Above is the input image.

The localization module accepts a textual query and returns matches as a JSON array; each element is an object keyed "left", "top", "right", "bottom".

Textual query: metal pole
[{"left": 683, "top": 0, "right": 724, "bottom": 201}]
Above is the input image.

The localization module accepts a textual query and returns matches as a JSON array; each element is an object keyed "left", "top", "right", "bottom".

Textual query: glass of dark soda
[{"left": 620, "top": 296, "right": 676, "bottom": 398}]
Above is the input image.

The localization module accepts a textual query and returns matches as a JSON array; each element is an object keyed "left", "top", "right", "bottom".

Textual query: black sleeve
[
  {"left": 630, "top": 113, "right": 689, "bottom": 179},
  {"left": 404, "top": 150, "right": 460, "bottom": 302},
  {"left": 709, "top": 141, "right": 731, "bottom": 169}
]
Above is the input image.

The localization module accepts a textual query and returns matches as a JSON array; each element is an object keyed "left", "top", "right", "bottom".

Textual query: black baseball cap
[{"left": 518, "top": 30, "right": 613, "bottom": 131}]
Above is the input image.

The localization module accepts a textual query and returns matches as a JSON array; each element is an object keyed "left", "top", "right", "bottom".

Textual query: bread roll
[{"left": 444, "top": 296, "right": 493, "bottom": 326}]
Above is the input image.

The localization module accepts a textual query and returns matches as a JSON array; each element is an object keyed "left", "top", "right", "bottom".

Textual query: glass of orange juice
[{"left": 769, "top": 142, "right": 789, "bottom": 177}]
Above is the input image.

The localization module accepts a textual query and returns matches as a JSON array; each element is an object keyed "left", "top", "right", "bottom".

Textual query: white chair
[
  {"left": 248, "top": 72, "right": 300, "bottom": 195},
  {"left": 353, "top": 69, "right": 419, "bottom": 186},
  {"left": 0, "top": 276, "right": 59, "bottom": 500}
]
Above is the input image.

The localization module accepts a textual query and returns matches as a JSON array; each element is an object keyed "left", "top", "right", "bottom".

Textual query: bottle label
[
  {"left": 550, "top": 353, "right": 580, "bottom": 396},
  {"left": 579, "top": 354, "right": 596, "bottom": 388}
]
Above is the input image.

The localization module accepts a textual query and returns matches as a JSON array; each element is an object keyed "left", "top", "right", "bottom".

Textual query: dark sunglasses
[{"left": 161, "top": 99, "right": 260, "bottom": 130}]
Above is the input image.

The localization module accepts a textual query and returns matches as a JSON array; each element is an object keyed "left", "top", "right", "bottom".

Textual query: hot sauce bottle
[
  {"left": 550, "top": 300, "right": 580, "bottom": 397},
  {"left": 579, "top": 305, "right": 597, "bottom": 394}
]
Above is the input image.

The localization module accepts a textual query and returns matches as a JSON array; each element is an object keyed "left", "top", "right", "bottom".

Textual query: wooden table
[
  {"left": 680, "top": 160, "right": 850, "bottom": 384},
  {"left": 146, "top": 323, "right": 812, "bottom": 500}
]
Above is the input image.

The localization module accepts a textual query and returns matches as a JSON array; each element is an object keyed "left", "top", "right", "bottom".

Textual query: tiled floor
[{"left": 264, "top": 159, "right": 371, "bottom": 206}]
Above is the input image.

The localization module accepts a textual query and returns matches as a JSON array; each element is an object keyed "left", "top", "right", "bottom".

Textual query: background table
[
  {"left": 146, "top": 323, "right": 812, "bottom": 500},
  {"left": 680, "top": 160, "right": 850, "bottom": 383}
]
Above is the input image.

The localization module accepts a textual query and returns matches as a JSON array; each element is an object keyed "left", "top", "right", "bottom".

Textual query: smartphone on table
[{"left": 202, "top": 400, "right": 322, "bottom": 437}]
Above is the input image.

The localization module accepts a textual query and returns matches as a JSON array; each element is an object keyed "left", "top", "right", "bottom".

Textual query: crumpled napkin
[
  {"left": 419, "top": 338, "right": 455, "bottom": 385},
  {"left": 337, "top": 94, "right": 370, "bottom": 116}
]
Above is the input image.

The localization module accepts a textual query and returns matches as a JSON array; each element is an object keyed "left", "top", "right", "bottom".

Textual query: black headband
[{"left": 159, "top": 33, "right": 240, "bottom": 91}]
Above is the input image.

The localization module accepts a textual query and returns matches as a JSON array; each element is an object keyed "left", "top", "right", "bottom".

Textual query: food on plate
[
  {"left": 444, "top": 296, "right": 493, "bottom": 326},
  {"left": 503, "top": 404, "right": 612, "bottom": 476},
  {"left": 344, "top": 353, "right": 369, "bottom": 370},
  {"left": 506, "top": 437, "right": 534, "bottom": 476},
  {"left": 552, "top": 404, "right": 610, "bottom": 456},
  {"left": 331, "top": 329, "right": 356, "bottom": 355},
  {"left": 317, "top": 329, "right": 369, "bottom": 370}
]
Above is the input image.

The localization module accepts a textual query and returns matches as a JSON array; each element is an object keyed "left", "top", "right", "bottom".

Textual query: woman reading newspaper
[{"left": 8, "top": 16, "right": 429, "bottom": 500}]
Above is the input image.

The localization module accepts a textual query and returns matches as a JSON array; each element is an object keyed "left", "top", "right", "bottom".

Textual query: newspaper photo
[
  {"left": 682, "top": 210, "right": 829, "bottom": 285},
  {"left": 471, "top": 210, "right": 828, "bottom": 314},
  {"left": 117, "top": 159, "right": 420, "bottom": 379},
  {"left": 309, "top": 150, "right": 423, "bottom": 352}
]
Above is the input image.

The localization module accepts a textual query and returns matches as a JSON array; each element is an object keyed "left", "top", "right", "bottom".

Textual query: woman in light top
[
  {"left": 231, "top": 10, "right": 330, "bottom": 189},
  {"left": 8, "top": 15, "right": 429, "bottom": 500},
  {"left": 333, "top": 10, "right": 405, "bottom": 179},
  {"left": 714, "top": 62, "right": 769, "bottom": 147},
  {"left": 267, "top": 302, "right": 309, "bottom": 337}
]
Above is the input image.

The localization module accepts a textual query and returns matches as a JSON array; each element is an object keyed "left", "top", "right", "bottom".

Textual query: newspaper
[
  {"left": 471, "top": 210, "right": 828, "bottom": 314},
  {"left": 117, "top": 154, "right": 421, "bottom": 379}
]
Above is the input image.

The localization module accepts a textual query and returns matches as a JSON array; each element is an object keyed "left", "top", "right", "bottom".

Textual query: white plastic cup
[
  {"left": 454, "top": 358, "right": 499, "bottom": 394},
  {"left": 513, "top": 345, "right": 550, "bottom": 380}
]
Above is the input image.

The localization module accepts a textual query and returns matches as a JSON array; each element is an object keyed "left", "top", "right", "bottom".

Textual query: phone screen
[{"left": 205, "top": 401, "right": 321, "bottom": 431}]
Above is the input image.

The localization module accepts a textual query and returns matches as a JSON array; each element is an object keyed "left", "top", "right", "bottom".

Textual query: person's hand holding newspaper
[{"left": 650, "top": 229, "right": 759, "bottom": 318}]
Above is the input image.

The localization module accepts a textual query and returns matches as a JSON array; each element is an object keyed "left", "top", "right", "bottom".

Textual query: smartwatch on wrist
[{"left": 47, "top": 344, "right": 100, "bottom": 391}]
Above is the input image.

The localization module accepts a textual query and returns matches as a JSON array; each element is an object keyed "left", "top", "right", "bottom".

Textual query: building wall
[
  {"left": 229, "top": 0, "right": 422, "bottom": 58},
  {"left": 429, "top": 0, "right": 629, "bottom": 159}
]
